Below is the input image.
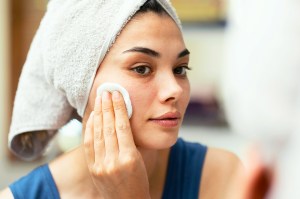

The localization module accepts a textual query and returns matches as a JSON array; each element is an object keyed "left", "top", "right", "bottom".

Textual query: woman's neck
[
  {"left": 138, "top": 147, "right": 170, "bottom": 198},
  {"left": 138, "top": 146, "right": 167, "bottom": 177}
]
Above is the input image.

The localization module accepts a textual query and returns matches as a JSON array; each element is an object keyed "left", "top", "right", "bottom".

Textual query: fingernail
[
  {"left": 102, "top": 91, "right": 110, "bottom": 101},
  {"left": 112, "top": 91, "right": 120, "bottom": 100}
]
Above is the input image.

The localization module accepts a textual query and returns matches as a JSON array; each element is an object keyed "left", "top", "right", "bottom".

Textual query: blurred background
[{"left": 0, "top": 0, "right": 251, "bottom": 188}]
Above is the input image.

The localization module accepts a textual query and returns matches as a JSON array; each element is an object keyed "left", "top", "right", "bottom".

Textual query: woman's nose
[{"left": 157, "top": 73, "right": 183, "bottom": 104}]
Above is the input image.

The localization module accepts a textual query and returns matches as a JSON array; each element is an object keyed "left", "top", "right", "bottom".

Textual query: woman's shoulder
[
  {"left": 200, "top": 147, "right": 244, "bottom": 198},
  {"left": 205, "top": 147, "right": 242, "bottom": 173}
]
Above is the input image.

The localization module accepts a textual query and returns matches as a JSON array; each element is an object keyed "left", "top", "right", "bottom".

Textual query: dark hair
[{"left": 138, "top": 0, "right": 167, "bottom": 15}]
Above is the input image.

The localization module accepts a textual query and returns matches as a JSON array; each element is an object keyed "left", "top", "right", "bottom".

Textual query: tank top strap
[
  {"left": 9, "top": 164, "right": 60, "bottom": 199},
  {"left": 162, "top": 138, "right": 207, "bottom": 199}
]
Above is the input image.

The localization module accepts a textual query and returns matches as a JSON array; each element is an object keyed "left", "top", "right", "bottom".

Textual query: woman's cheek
[
  {"left": 129, "top": 91, "right": 146, "bottom": 118},
  {"left": 127, "top": 85, "right": 152, "bottom": 128},
  {"left": 182, "top": 82, "right": 190, "bottom": 104}
]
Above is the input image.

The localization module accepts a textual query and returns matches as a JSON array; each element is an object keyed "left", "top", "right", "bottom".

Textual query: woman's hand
[{"left": 84, "top": 91, "right": 150, "bottom": 199}]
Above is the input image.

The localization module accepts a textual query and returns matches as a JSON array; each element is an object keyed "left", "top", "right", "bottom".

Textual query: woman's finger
[
  {"left": 112, "top": 91, "right": 135, "bottom": 152},
  {"left": 101, "top": 91, "right": 119, "bottom": 158},
  {"left": 84, "top": 112, "right": 95, "bottom": 168},
  {"left": 93, "top": 96, "right": 105, "bottom": 164}
]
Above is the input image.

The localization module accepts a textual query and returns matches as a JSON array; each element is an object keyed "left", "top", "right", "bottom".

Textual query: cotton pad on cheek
[{"left": 96, "top": 82, "right": 133, "bottom": 119}]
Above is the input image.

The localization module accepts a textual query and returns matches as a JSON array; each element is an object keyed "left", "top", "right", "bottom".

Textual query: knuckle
[
  {"left": 94, "top": 109, "right": 102, "bottom": 115},
  {"left": 123, "top": 157, "right": 137, "bottom": 166},
  {"left": 113, "top": 102, "right": 124, "bottom": 111},
  {"left": 94, "top": 126, "right": 102, "bottom": 133},
  {"left": 116, "top": 123, "right": 129, "bottom": 132},
  {"left": 102, "top": 105, "right": 112, "bottom": 113},
  {"left": 84, "top": 138, "right": 92, "bottom": 148},
  {"left": 94, "top": 138, "right": 104, "bottom": 147},
  {"left": 92, "top": 164, "right": 104, "bottom": 176},
  {"left": 103, "top": 126, "right": 115, "bottom": 136},
  {"left": 121, "top": 151, "right": 140, "bottom": 165},
  {"left": 104, "top": 160, "right": 118, "bottom": 175}
]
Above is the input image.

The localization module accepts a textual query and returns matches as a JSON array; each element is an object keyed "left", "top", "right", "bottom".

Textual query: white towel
[{"left": 9, "top": 0, "right": 181, "bottom": 161}]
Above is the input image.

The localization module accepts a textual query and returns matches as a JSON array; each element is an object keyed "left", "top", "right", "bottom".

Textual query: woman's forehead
[{"left": 110, "top": 12, "right": 185, "bottom": 54}]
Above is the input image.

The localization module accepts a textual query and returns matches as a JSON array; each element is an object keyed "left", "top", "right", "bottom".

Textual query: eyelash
[
  {"left": 131, "top": 65, "right": 152, "bottom": 76},
  {"left": 131, "top": 65, "right": 192, "bottom": 76},
  {"left": 173, "top": 66, "right": 192, "bottom": 76}
]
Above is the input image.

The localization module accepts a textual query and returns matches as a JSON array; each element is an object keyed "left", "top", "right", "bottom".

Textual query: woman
[{"left": 0, "top": 0, "right": 242, "bottom": 198}]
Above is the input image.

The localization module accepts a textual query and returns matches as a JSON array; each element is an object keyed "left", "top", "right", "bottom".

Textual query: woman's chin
[{"left": 134, "top": 132, "right": 179, "bottom": 150}]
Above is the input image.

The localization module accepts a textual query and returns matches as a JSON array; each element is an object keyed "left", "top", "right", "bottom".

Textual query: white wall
[{"left": 182, "top": 26, "right": 225, "bottom": 101}]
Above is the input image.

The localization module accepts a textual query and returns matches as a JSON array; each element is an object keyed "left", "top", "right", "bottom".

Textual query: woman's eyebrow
[
  {"left": 123, "top": 47, "right": 160, "bottom": 57},
  {"left": 122, "top": 47, "right": 190, "bottom": 58},
  {"left": 178, "top": 49, "right": 190, "bottom": 58}
]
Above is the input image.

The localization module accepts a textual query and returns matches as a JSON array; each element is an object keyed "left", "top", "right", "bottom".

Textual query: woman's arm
[{"left": 0, "top": 187, "right": 14, "bottom": 199}]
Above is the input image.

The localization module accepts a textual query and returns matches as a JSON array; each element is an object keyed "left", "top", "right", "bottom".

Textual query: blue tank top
[
  {"left": 162, "top": 138, "right": 207, "bottom": 199},
  {"left": 9, "top": 164, "right": 60, "bottom": 199},
  {"left": 9, "top": 138, "right": 207, "bottom": 199}
]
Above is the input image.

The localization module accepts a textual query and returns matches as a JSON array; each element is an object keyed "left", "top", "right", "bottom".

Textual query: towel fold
[{"left": 8, "top": 0, "right": 181, "bottom": 160}]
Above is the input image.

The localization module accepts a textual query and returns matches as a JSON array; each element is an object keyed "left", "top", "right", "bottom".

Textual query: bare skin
[{"left": 0, "top": 11, "right": 243, "bottom": 199}]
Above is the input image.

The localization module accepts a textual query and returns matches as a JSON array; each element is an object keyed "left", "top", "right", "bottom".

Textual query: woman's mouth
[{"left": 149, "top": 112, "right": 181, "bottom": 128}]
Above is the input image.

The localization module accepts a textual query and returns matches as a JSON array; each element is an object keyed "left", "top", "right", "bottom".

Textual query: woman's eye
[
  {"left": 132, "top": 66, "right": 151, "bottom": 75},
  {"left": 173, "top": 66, "right": 191, "bottom": 76}
]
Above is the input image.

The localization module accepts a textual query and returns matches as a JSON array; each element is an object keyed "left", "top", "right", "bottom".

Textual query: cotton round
[{"left": 97, "top": 83, "right": 133, "bottom": 119}]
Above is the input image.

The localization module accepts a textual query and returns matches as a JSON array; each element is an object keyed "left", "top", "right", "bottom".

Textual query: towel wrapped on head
[{"left": 8, "top": 0, "right": 181, "bottom": 161}]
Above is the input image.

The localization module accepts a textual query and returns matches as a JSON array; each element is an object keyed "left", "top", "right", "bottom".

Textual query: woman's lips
[
  {"left": 149, "top": 118, "right": 180, "bottom": 127},
  {"left": 149, "top": 112, "right": 181, "bottom": 128}
]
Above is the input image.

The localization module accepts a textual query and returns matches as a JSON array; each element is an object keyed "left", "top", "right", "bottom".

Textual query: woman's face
[{"left": 84, "top": 11, "right": 190, "bottom": 149}]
